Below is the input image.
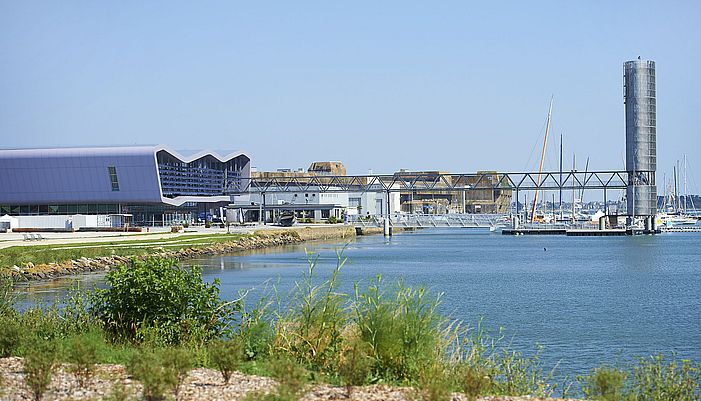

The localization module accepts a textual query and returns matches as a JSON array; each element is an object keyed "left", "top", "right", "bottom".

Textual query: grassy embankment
[
  {"left": 0, "top": 226, "right": 356, "bottom": 273},
  {"left": 0, "top": 252, "right": 698, "bottom": 401},
  {"left": 0, "top": 233, "right": 250, "bottom": 268}
]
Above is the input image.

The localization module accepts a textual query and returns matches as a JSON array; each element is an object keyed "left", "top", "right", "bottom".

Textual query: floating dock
[
  {"left": 502, "top": 228, "right": 657, "bottom": 236},
  {"left": 502, "top": 228, "right": 566, "bottom": 235},
  {"left": 660, "top": 226, "right": 701, "bottom": 233}
]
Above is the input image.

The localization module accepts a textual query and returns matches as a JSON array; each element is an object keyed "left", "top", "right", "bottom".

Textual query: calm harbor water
[{"left": 17, "top": 228, "right": 701, "bottom": 380}]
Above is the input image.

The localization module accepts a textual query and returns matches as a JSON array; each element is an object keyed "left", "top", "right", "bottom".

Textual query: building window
[{"left": 108, "top": 166, "right": 120, "bottom": 191}]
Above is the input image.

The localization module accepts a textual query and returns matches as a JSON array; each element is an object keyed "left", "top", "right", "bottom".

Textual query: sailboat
[{"left": 657, "top": 155, "right": 698, "bottom": 227}]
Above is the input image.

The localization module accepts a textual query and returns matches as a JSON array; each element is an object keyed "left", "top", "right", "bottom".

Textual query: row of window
[{"left": 0, "top": 204, "right": 122, "bottom": 216}]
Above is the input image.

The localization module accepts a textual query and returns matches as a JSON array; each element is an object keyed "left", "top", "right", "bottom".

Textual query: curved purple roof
[{"left": 0, "top": 146, "right": 250, "bottom": 206}]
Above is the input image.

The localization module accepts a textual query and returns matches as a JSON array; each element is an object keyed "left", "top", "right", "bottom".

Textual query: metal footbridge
[
  {"left": 347, "top": 213, "right": 508, "bottom": 230},
  {"left": 228, "top": 169, "right": 653, "bottom": 232}
]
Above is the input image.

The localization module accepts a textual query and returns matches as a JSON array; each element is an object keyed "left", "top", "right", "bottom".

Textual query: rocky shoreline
[
  {"left": 7, "top": 226, "right": 357, "bottom": 282},
  {"left": 0, "top": 357, "right": 577, "bottom": 401}
]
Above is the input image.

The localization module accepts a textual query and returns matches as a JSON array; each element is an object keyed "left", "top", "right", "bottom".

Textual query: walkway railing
[{"left": 347, "top": 213, "right": 509, "bottom": 229}]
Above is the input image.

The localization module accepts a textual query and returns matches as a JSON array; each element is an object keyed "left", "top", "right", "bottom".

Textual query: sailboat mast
[
  {"left": 684, "top": 154, "right": 688, "bottom": 214},
  {"left": 530, "top": 97, "right": 553, "bottom": 223},
  {"left": 580, "top": 157, "right": 589, "bottom": 201},
  {"left": 674, "top": 162, "right": 679, "bottom": 213},
  {"left": 572, "top": 154, "right": 576, "bottom": 224},
  {"left": 559, "top": 134, "right": 563, "bottom": 220}
]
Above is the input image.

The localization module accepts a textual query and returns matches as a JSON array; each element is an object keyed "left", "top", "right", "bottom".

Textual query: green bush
[
  {"left": 209, "top": 339, "right": 244, "bottom": 384},
  {"left": 269, "top": 357, "right": 308, "bottom": 401},
  {"left": 162, "top": 347, "right": 193, "bottom": 400},
  {"left": 0, "top": 317, "right": 21, "bottom": 357},
  {"left": 0, "top": 273, "right": 15, "bottom": 316},
  {"left": 92, "top": 257, "right": 234, "bottom": 344},
  {"left": 105, "top": 383, "right": 135, "bottom": 401},
  {"left": 67, "top": 331, "right": 101, "bottom": 388},
  {"left": 413, "top": 362, "right": 452, "bottom": 401},
  {"left": 24, "top": 339, "right": 58, "bottom": 401},
  {"left": 127, "top": 349, "right": 176, "bottom": 401},
  {"left": 581, "top": 366, "right": 627, "bottom": 401},
  {"left": 458, "top": 364, "right": 489, "bottom": 401},
  {"left": 338, "top": 336, "right": 373, "bottom": 397}
]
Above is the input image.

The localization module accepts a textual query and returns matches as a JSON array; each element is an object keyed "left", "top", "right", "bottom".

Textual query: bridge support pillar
[{"left": 383, "top": 217, "right": 392, "bottom": 236}]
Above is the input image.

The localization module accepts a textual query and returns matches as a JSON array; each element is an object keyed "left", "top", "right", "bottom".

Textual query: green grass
[{"left": 0, "top": 233, "right": 248, "bottom": 268}]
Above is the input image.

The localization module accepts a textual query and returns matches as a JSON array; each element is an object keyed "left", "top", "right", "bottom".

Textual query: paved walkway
[{"left": 0, "top": 226, "right": 260, "bottom": 250}]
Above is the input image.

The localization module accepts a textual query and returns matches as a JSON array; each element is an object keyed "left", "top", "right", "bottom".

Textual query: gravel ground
[{"left": 0, "top": 357, "right": 580, "bottom": 401}]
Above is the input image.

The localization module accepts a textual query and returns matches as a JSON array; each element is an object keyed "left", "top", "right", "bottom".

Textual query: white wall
[{"left": 13, "top": 214, "right": 118, "bottom": 229}]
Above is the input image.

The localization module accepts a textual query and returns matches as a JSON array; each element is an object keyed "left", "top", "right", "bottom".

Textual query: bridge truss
[
  {"left": 237, "top": 170, "right": 650, "bottom": 194},
  {"left": 229, "top": 170, "right": 651, "bottom": 229}
]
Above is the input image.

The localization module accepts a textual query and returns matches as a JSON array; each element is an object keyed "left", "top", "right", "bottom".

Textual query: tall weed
[
  {"left": 627, "top": 355, "right": 699, "bottom": 401},
  {"left": 337, "top": 335, "right": 373, "bottom": 397},
  {"left": 24, "top": 339, "right": 58, "bottom": 401},
  {"left": 67, "top": 330, "right": 102, "bottom": 388},
  {"left": 274, "top": 251, "right": 348, "bottom": 372},
  {"left": 353, "top": 276, "right": 445, "bottom": 382}
]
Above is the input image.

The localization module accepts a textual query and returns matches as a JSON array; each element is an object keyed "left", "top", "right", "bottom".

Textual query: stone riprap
[{"left": 8, "top": 226, "right": 357, "bottom": 281}]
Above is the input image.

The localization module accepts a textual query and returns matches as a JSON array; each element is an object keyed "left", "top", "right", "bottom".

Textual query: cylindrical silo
[{"left": 624, "top": 59, "right": 657, "bottom": 218}]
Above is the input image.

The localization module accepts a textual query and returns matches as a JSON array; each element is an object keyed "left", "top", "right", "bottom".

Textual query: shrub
[
  {"left": 269, "top": 357, "right": 308, "bottom": 401},
  {"left": 337, "top": 336, "right": 372, "bottom": 397},
  {"left": 0, "top": 317, "right": 21, "bottom": 357},
  {"left": 67, "top": 331, "right": 101, "bottom": 388},
  {"left": 92, "top": 257, "right": 235, "bottom": 344},
  {"left": 413, "top": 362, "right": 452, "bottom": 401},
  {"left": 459, "top": 364, "right": 490, "bottom": 401},
  {"left": 24, "top": 339, "right": 58, "bottom": 401},
  {"left": 127, "top": 349, "right": 176, "bottom": 401},
  {"left": 105, "top": 382, "right": 134, "bottom": 401},
  {"left": 209, "top": 339, "right": 243, "bottom": 384},
  {"left": 581, "top": 366, "right": 627, "bottom": 401},
  {"left": 0, "top": 273, "right": 15, "bottom": 316},
  {"left": 162, "top": 347, "right": 193, "bottom": 400}
]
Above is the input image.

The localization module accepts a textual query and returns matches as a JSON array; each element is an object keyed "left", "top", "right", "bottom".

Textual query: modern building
[
  {"left": 624, "top": 58, "right": 657, "bottom": 219},
  {"left": 0, "top": 146, "right": 250, "bottom": 226}
]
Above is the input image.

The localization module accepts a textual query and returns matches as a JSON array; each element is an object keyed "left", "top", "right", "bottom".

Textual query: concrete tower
[{"left": 624, "top": 58, "right": 657, "bottom": 219}]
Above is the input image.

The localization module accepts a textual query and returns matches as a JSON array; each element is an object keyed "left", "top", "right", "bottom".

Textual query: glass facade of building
[{"left": 156, "top": 151, "right": 247, "bottom": 197}]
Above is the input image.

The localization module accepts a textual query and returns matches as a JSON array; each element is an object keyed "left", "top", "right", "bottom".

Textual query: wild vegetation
[{"left": 0, "top": 254, "right": 699, "bottom": 400}]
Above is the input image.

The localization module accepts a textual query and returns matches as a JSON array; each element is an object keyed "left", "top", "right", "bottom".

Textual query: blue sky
[{"left": 1, "top": 1, "right": 700, "bottom": 191}]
